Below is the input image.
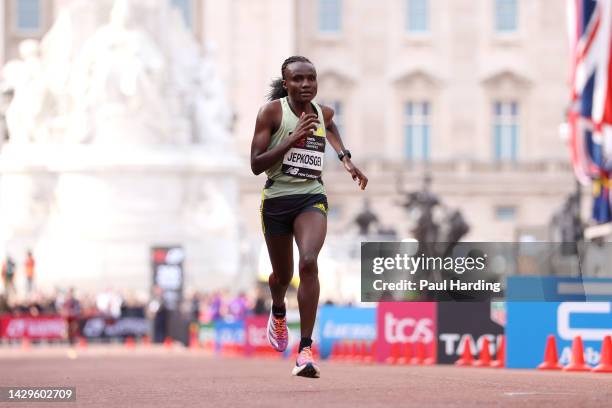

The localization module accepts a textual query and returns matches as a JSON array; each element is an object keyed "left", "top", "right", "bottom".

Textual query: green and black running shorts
[{"left": 260, "top": 192, "right": 328, "bottom": 236}]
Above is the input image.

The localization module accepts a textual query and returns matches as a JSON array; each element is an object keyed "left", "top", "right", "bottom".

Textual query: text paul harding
[{"left": 369, "top": 254, "right": 501, "bottom": 293}]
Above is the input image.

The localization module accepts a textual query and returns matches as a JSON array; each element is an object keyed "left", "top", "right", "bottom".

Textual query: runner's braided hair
[{"left": 267, "top": 56, "right": 313, "bottom": 101}]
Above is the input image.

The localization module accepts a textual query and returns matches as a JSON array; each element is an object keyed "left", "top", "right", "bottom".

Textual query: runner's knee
[{"left": 298, "top": 254, "right": 318, "bottom": 277}]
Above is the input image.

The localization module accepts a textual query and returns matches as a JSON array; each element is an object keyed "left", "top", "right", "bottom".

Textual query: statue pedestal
[{"left": 0, "top": 144, "right": 242, "bottom": 295}]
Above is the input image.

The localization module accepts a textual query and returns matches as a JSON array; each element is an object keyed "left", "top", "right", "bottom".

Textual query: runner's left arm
[{"left": 322, "top": 106, "right": 368, "bottom": 190}]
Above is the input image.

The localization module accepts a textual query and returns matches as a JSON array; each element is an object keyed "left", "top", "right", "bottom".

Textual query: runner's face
[{"left": 283, "top": 62, "right": 317, "bottom": 103}]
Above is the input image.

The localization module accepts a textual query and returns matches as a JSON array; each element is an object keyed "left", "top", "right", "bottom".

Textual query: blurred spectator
[
  {"left": 228, "top": 291, "right": 248, "bottom": 321},
  {"left": 96, "top": 288, "right": 123, "bottom": 318},
  {"left": 190, "top": 292, "right": 201, "bottom": 322},
  {"left": 1, "top": 255, "right": 16, "bottom": 295},
  {"left": 24, "top": 250, "right": 35, "bottom": 294},
  {"left": 0, "top": 294, "right": 9, "bottom": 314},
  {"left": 121, "top": 292, "right": 145, "bottom": 318},
  {"left": 252, "top": 286, "right": 268, "bottom": 315},
  {"left": 209, "top": 291, "right": 223, "bottom": 321},
  {"left": 147, "top": 286, "right": 168, "bottom": 343},
  {"left": 59, "top": 288, "right": 81, "bottom": 344},
  {"left": 1, "top": 284, "right": 350, "bottom": 322}
]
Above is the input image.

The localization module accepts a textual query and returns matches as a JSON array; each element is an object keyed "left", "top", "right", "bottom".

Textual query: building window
[
  {"left": 493, "top": 101, "right": 519, "bottom": 161},
  {"left": 495, "top": 0, "right": 517, "bottom": 32},
  {"left": 321, "top": 100, "right": 344, "bottom": 167},
  {"left": 15, "top": 0, "right": 41, "bottom": 32},
  {"left": 406, "top": 0, "right": 429, "bottom": 33},
  {"left": 495, "top": 206, "right": 516, "bottom": 221},
  {"left": 170, "top": 0, "right": 193, "bottom": 29},
  {"left": 318, "top": 0, "right": 342, "bottom": 33},
  {"left": 404, "top": 101, "right": 430, "bottom": 161}
]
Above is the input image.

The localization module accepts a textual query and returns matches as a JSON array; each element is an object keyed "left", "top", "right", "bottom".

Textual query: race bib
[{"left": 281, "top": 123, "right": 326, "bottom": 179}]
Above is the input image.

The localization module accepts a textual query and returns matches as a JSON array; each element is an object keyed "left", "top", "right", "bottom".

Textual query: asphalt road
[{"left": 1, "top": 346, "right": 611, "bottom": 408}]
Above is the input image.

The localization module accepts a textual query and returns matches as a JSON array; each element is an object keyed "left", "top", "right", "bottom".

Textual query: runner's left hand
[{"left": 343, "top": 159, "right": 368, "bottom": 190}]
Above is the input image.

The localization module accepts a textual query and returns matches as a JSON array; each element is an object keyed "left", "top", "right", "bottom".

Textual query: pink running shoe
[
  {"left": 292, "top": 346, "right": 320, "bottom": 378},
  {"left": 266, "top": 310, "right": 288, "bottom": 352}
]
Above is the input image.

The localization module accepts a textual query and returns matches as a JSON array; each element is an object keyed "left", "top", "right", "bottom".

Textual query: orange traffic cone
[
  {"left": 141, "top": 335, "right": 152, "bottom": 347},
  {"left": 592, "top": 336, "right": 612, "bottom": 373},
  {"left": 341, "top": 340, "right": 351, "bottom": 361},
  {"left": 78, "top": 336, "right": 88, "bottom": 349},
  {"left": 363, "top": 341, "right": 373, "bottom": 363},
  {"left": 359, "top": 340, "right": 368, "bottom": 362},
  {"left": 202, "top": 339, "right": 214, "bottom": 352},
  {"left": 369, "top": 341, "right": 378, "bottom": 364},
  {"left": 21, "top": 337, "right": 31, "bottom": 351},
  {"left": 473, "top": 338, "right": 492, "bottom": 367},
  {"left": 563, "top": 336, "right": 590, "bottom": 372},
  {"left": 163, "top": 336, "right": 173, "bottom": 349},
  {"left": 386, "top": 342, "right": 401, "bottom": 365},
  {"left": 410, "top": 342, "right": 426, "bottom": 365},
  {"left": 393, "top": 343, "right": 408, "bottom": 365},
  {"left": 423, "top": 346, "right": 436, "bottom": 366},
  {"left": 455, "top": 339, "right": 473, "bottom": 366},
  {"left": 537, "top": 335, "right": 562, "bottom": 370},
  {"left": 235, "top": 342, "right": 246, "bottom": 356},
  {"left": 491, "top": 336, "right": 505, "bottom": 368},
  {"left": 397, "top": 342, "right": 412, "bottom": 365},
  {"left": 330, "top": 341, "right": 341, "bottom": 361},
  {"left": 189, "top": 331, "right": 200, "bottom": 350},
  {"left": 351, "top": 340, "right": 362, "bottom": 362},
  {"left": 125, "top": 336, "right": 135, "bottom": 349}
]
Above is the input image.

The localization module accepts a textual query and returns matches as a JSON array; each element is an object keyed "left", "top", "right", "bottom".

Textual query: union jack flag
[{"left": 567, "top": 0, "right": 612, "bottom": 223}]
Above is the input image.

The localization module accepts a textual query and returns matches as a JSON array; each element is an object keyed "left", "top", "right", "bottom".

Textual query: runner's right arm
[{"left": 250, "top": 103, "right": 319, "bottom": 175}]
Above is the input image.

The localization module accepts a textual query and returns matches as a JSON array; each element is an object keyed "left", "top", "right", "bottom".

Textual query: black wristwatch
[{"left": 338, "top": 150, "right": 352, "bottom": 161}]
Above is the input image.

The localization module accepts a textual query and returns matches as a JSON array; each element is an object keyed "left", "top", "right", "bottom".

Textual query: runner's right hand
[{"left": 289, "top": 113, "right": 320, "bottom": 143}]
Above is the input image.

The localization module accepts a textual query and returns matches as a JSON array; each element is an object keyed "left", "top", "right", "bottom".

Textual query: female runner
[{"left": 250, "top": 56, "right": 368, "bottom": 378}]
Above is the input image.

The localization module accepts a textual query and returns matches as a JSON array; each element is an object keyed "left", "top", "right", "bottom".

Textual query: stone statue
[
  {"left": 69, "top": 0, "right": 170, "bottom": 143},
  {"left": 193, "top": 42, "right": 233, "bottom": 148},
  {"left": 400, "top": 174, "right": 441, "bottom": 244},
  {"left": 399, "top": 173, "right": 469, "bottom": 252},
  {"left": 353, "top": 198, "right": 380, "bottom": 236},
  {"left": 2, "top": 40, "right": 46, "bottom": 143},
  {"left": 0, "top": 0, "right": 232, "bottom": 147}
]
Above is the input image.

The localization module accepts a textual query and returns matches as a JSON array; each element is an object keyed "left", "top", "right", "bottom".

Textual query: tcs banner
[
  {"left": 244, "top": 316, "right": 273, "bottom": 356},
  {"left": 376, "top": 303, "right": 437, "bottom": 363}
]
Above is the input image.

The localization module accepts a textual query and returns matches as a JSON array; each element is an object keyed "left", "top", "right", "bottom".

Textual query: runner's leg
[
  {"left": 293, "top": 210, "right": 326, "bottom": 339},
  {"left": 265, "top": 234, "right": 293, "bottom": 308}
]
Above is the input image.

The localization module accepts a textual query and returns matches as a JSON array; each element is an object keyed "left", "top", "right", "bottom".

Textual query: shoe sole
[{"left": 292, "top": 363, "right": 320, "bottom": 378}]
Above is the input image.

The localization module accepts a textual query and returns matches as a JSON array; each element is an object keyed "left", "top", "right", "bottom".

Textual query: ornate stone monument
[{"left": 0, "top": 0, "right": 240, "bottom": 294}]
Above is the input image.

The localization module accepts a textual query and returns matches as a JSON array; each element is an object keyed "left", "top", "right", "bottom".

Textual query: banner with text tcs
[
  {"left": 375, "top": 302, "right": 504, "bottom": 364},
  {"left": 376, "top": 302, "right": 437, "bottom": 363}
]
